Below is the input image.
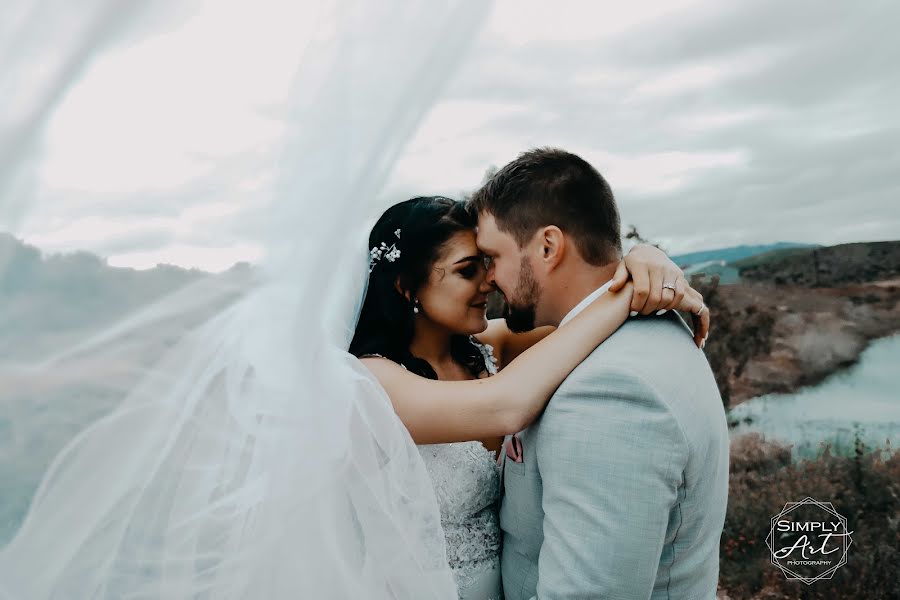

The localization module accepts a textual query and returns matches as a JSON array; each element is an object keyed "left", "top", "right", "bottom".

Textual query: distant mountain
[
  {"left": 0, "top": 233, "right": 240, "bottom": 360},
  {"left": 734, "top": 240, "right": 900, "bottom": 286},
  {"left": 0, "top": 235, "right": 254, "bottom": 543},
  {"left": 671, "top": 242, "right": 820, "bottom": 267}
]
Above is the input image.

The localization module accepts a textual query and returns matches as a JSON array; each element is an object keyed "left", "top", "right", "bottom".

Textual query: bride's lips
[{"left": 470, "top": 301, "right": 488, "bottom": 309}]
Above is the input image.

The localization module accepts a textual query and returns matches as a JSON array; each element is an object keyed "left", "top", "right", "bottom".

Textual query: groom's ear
[{"left": 539, "top": 226, "right": 565, "bottom": 270}]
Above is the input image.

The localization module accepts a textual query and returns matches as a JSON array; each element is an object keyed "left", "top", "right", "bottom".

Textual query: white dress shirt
[{"left": 558, "top": 278, "right": 615, "bottom": 328}]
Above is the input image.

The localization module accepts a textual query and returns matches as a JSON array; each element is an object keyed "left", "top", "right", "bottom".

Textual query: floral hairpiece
[{"left": 369, "top": 228, "right": 402, "bottom": 272}]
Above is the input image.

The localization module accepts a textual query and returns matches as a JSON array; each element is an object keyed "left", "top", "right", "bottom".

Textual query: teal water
[{"left": 729, "top": 334, "right": 900, "bottom": 458}]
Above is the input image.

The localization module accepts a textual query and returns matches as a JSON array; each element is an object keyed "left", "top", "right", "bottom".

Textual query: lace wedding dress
[{"left": 417, "top": 339, "right": 503, "bottom": 600}]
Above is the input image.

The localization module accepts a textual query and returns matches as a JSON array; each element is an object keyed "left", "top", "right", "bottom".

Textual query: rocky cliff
[{"left": 693, "top": 240, "right": 900, "bottom": 406}]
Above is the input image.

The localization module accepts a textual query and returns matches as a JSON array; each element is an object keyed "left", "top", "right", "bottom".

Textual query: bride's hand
[{"left": 608, "top": 244, "right": 710, "bottom": 348}]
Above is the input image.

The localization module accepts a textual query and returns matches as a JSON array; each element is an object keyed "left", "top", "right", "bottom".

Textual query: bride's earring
[{"left": 413, "top": 299, "right": 420, "bottom": 314}]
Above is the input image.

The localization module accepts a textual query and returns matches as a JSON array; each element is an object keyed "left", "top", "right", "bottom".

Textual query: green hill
[
  {"left": 0, "top": 233, "right": 215, "bottom": 360},
  {"left": 671, "top": 242, "right": 820, "bottom": 267},
  {"left": 733, "top": 240, "right": 900, "bottom": 286}
]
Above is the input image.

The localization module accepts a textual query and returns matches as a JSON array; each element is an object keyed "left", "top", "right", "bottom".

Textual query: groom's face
[{"left": 475, "top": 213, "right": 542, "bottom": 332}]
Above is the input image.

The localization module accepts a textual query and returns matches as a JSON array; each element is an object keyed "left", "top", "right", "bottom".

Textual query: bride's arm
[
  {"left": 360, "top": 283, "right": 634, "bottom": 445},
  {"left": 477, "top": 244, "right": 711, "bottom": 364}
]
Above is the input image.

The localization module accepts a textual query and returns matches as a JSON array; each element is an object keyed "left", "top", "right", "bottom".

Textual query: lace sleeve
[{"left": 469, "top": 337, "right": 499, "bottom": 376}]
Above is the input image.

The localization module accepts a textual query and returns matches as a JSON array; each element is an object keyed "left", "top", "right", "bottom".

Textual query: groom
[{"left": 469, "top": 148, "right": 729, "bottom": 599}]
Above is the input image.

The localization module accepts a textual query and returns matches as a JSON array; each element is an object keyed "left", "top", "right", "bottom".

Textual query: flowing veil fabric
[{"left": 0, "top": 1, "right": 490, "bottom": 597}]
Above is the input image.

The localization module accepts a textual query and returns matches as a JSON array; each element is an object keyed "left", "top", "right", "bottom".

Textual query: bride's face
[{"left": 415, "top": 230, "right": 493, "bottom": 335}]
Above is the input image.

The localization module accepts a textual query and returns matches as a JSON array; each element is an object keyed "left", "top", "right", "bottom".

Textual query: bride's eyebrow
[{"left": 453, "top": 255, "right": 480, "bottom": 265}]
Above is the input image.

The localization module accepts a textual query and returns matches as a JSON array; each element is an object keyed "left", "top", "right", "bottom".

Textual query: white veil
[{"left": 0, "top": 0, "right": 489, "bottom": 597}]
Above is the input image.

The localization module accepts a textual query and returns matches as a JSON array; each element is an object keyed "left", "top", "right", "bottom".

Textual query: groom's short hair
[{"left": 469, "top": 147, "right": 622, "bottom": 266}]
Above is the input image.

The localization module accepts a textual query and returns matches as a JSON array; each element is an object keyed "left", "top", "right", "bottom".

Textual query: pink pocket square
[{"left": 504, "top": 434, "right": 523, "bottom": 463}]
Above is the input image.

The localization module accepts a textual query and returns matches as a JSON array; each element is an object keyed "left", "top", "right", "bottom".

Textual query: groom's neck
[{"left": 543, "top": 262, "right": 619, "bottom": 327}]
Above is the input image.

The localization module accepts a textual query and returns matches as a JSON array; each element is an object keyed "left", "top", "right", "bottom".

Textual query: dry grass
[{"left": 721, "top": 433, "right": 900, "bottom": 599}]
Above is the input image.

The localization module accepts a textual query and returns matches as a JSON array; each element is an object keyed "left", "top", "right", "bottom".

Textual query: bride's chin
[
  {"left": 445, "top": 314, "right": 488, "bottom": 336},
  {"left": 468, "top": 316, "right": 489, "bottom": 334}
]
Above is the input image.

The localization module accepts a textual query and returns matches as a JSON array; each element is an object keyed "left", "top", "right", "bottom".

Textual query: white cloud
[
  {"left": 631, "top": 64, "right": 728, "bottom": 99},
  {"left": 596, "top": 149, "right": 748, "bottom": 194},
  {"left": 486, "top": 0, "right": 708, "bottom": 44},
  {"left": 669, "top": 107, "right": 776, "bottom": 133},
  {"left": 7, "top": 0, "right": 899, "bottom": 270},
  {"left": 108, "top": 242, "right": 263, "bottom": 271},
  {"left": 389, "top": 100, "right": 543, "bottom": 194},
  {"left": 24, "top": 215, "right": 171, "bottom": 249},
  {"left": 38, "top": 10, "right": 292, "bottom": 195}
]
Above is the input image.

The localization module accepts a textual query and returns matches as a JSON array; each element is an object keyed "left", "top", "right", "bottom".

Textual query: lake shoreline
[
  {"left": 704, "top": 277, "right": 900, "bottom": 408},
  {"left": 727, "top": 334, "right": 899, "bottom": 458}
]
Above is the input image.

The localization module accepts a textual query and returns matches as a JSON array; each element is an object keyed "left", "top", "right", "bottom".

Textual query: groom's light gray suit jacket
[{"left": 500, "top": 311, "right": 729, "bottom": 600}]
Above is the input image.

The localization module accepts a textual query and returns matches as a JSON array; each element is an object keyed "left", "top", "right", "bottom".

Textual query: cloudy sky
[{"left": 5, "top": 0, "right": 899, "bottom": 271}]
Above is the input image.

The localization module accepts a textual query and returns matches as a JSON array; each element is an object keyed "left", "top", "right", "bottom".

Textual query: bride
[{"left": 350, "top": 196, "right": 708, "bottom": 599}]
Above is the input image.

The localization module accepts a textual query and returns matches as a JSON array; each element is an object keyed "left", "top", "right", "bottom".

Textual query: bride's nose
[{"left": 478, "top": 276, "right": 493, "bottom": 294}]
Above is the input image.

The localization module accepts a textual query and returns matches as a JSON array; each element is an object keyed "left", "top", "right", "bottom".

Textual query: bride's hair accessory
[{"left": 368, "top": 228, "right": 402, "bottom": 272}]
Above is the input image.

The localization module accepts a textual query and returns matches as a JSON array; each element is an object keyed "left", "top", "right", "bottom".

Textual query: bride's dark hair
[{"left": 350, "top": 196, "right": 488, "bottom": 380}]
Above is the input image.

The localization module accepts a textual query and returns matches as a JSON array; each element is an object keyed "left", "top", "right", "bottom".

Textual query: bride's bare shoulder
[{"left": 473, "top": 318, "right": 505, "bottom": 346}]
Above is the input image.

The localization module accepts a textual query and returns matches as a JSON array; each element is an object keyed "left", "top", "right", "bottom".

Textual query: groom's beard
[{"left": 502, "top": 258, "right": 541, "bottom": 333}]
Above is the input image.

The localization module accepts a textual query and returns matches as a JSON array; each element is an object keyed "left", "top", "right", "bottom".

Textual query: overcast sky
[{"left": 8, "top": 0, "right": 900, "bottom": 271}]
